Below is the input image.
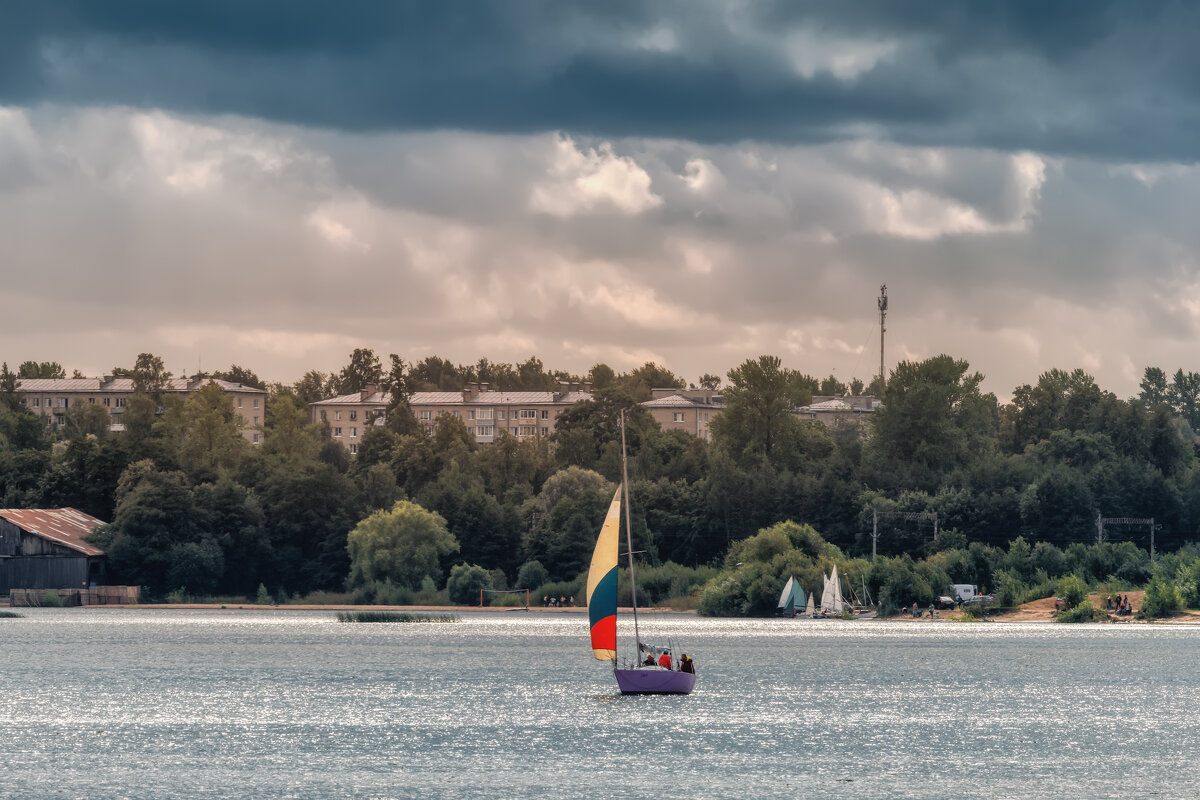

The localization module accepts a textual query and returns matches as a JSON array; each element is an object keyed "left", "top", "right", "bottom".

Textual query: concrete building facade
[{"left": 16, "top": 376, "right": 267, "bottom": 443}]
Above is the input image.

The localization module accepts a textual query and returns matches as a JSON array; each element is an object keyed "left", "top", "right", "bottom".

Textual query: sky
[{"left": 6, "top": 1, "right": 1200, "bottom": 399}]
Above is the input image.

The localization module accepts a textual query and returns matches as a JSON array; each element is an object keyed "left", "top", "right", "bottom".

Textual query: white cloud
[{"left": 530, "top": 135, "right": 662, "bottom": 216}]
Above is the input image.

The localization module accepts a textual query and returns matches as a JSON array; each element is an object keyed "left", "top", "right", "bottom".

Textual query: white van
[{"left": 952, "top": 584, "right": 978, "bottom": 602}]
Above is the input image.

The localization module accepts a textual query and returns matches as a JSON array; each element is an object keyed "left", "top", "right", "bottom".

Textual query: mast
[{"left": 620, "top": 410, "right": 643, "bottom": 659}]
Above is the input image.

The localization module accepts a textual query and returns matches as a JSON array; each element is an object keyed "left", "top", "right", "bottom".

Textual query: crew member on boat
[
  {"left": 680, "top": 654, "right": 694, "bottom": 674},
  {"left": 658, "top": 649, "right": 672, "bottom": 669}
]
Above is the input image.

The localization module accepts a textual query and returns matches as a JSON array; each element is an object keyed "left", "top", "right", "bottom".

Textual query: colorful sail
[
  {"left": 586, "top": 487, "right": 622, "bottom": 661},
  {"left": 777, "top": 576, "right": 796, "bottom": 615}
]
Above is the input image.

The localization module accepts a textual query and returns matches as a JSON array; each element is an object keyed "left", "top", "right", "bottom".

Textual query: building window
[
  {"left": 253, "top": 433, "right": 260, "bottom": 444},
  {"left": 237, "top": 398, "right": 243, "bottom": 408},
  {"left": 349, "top": 443, "right": 358, "bottom": 455},
  {"left": 253, "top": 398, "right": 259, "bottom": 408},
  {"left": 349, "top": 411, "right": 357, "bottom": 421},
  {"left": 673, "top": 412, "right": 685, "bottom": 422},
  {"left": 511, "top": 427, "right": 517, "bottom": 435},
  {"left": 467, "top": 410, "right": 475, "bottom": 420},
  {"left": 420, "top": 410, "right": 432, "bottom": 420},
  {"left": 103, "top": 397, "right": 110, "bottom": 407},
  {"left": 477, "top": 425, "right": 494, "bottom": 437},
  {"left": 58, "top": 397, "right": 68, "bottom": 408},
  {"left": 254, "top": 416, "right": 260, "bottom": 425},
  {"left": 88, "top": 397, "right": 95, "bottom": 404},
  {"left": 497, "top": 410, "right": 505, "bottom": 419},
  {"left": 334, "top": 427, "right": 342, "bottom": 437},
  {"left": 320, "top": 410, "right": 327, "bottom": 421},
  {"left": 335, "top": 411, "right": 342, "bottom": 421},
  {"left": 477, "top": 408, "right": 493, "bottom": 420},
  {"left": 116, "top": 398, "right": 126, "bottom": 407},
  {"left": 541, "top": 427, "right": 548, "bottom": 436},
  {"left": 351, "top": 427, "right": 357, "bottom": 437},
  {"left": 520, "top": 409, "right": 536, "bottom": 419},
  {"left": 32, "top": 398, "right": 39, "bottom": 407},
  {"left": 519, "top": 426, "right": 535, "bottom": 436},
  {"left": 540, "top": 410, "right": 549, "bottom": 419}
]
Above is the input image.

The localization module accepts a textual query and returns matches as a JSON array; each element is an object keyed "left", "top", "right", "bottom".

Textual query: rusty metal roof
[{"left": 0, "top": 508, "right": 107, "bottom": 556}]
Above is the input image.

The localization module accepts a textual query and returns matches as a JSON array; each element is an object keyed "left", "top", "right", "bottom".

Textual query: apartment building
[
  {"left": 308, "top": 386, "right": 389, "bottom": 455},
  {"left": 16, "top": 376, "right": 267, "bottom": 443},
  {"left": 641, "top": 388, "right": 725, "bottom": 441},
  {"left": 309, "top": 383, "right": 594, "bottom": 452},
  {"left": 795, "top": 395, "right": 881, "bottom": 429},
  {"left": 410, "top": 384, "right": 593, "bottom": 443}
]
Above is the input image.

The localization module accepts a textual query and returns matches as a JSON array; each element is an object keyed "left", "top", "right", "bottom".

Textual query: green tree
[
  {"left": 336, "top": 348, "right": 383, "bottom": 395},
  {"left": 294, "top": 370, "right": 337, "bottom": 404},
  {"left": 710, "top": 355, "right": 819, "bottom": 469},
  {"left": 346, "top": 500, "right": 459, "bottom": 590},
  {"left": 1139, "top": 366, "right": 1169, "bottom": 408},
  {"left": 447, "top": 562, "right": 493, "bottom": 604},
  {"left": 114, "top": 353, "right": 172, "bottom": 398},
  {"left": 17, "top": 361, "right": 65, "bottom": 379},
  {"left": 589, "top": 363, "right": 617, "bottom": 390},
  {"left": 867, "top": 355, "right": 997, "bottom": 491},
  {"left": 213, "top": 365, "right": 265, "bottom": 390},
  {"left": 698, "top": 373, "right": 722, "bottom": 391}
]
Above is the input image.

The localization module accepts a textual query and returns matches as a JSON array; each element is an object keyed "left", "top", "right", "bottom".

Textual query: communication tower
[{"left": 877, "top": 284, "right": 888, "bottom": 385}]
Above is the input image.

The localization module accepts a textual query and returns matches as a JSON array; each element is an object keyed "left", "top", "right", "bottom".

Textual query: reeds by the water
[
  {"left": 0, "top": 611, "right": 22, "bottom": 619},
  {"left": 336, "top": 611, "right": 460, "bottom": 623}
]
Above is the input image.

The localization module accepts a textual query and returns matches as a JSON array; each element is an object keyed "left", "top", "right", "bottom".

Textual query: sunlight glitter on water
[{"left": 3, "top": 609, "right": 1200, "bottom": 798}]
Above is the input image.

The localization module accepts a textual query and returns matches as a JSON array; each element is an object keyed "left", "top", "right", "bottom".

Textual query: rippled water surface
[{"left": 2, "top": 609, "right": 1200, "bottom": 798}]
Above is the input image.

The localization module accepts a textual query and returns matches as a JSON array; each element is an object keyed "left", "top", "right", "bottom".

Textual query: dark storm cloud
[{"left": 7, "top": 1, "right": 1200, "bottom": 161}]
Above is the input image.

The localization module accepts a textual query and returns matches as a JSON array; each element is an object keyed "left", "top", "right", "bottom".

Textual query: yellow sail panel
[{"left": 586, "top": 487, "right": 621, "bottom": 660}]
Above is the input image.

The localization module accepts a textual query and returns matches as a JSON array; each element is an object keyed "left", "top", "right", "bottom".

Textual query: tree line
[{"left": 1, "top": 350, "right": 1198, "bottom": 610}]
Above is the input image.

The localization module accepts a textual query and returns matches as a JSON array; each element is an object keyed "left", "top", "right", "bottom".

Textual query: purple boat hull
[{"left": 613, "top": 667, "right": 696, "bottom": 694}]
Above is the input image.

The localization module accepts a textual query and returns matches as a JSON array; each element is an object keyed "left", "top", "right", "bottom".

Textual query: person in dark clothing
[
  {"left": 679, "top": 654, "right": 695, "bottom": 674},
  {"left": 643, "top": 653, "right": 655, "bottom": 666}
]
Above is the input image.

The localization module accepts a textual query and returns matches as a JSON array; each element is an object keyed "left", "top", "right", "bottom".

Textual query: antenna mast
[{"left": 877, "top": 284, "right": 888, "bottom": 387}]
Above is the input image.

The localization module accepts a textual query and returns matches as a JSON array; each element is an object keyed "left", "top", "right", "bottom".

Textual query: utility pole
[{"left": 878, "top": 284, "right": 888, "bottom": 388}]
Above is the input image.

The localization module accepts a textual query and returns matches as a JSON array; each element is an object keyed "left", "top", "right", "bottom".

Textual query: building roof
[
  {"left": 310, "top": 390, "right": 389, "bottom": 406},
  {"left": 410, "top": 390, "right": 594, "bottom": 405},
  {"left": 0, "top": 508, "right": 107, "bottom": 556},
  {"left": 642, "top": 393, "right": 726, "bottom": 409},
  {"left": 802, "top": 398, "right": 854, "bottom": 412},
  {"left": 16, "top": 376, "right": 266, "bottom": 394}
]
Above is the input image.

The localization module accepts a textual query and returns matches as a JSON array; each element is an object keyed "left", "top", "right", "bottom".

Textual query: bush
[
  {"left": 0, "top": 611, "right": 22, "bottom": 618},
  {"left": 1056, "top": 601, "right": 1107, "bottom": 623},
  {"left": 447, "top": 563, "right": 493, "bottom": 605},
  {"left": 1175, "top": 559, "right": 1200, "bottom": 608},
  {"left": 1056, "top": 574, "right": 1088, "bottom": 608},
  {"left": 165, "top": 587, "right": 189, "bottom": 604},
  {"left": 1138, "top": 578, "right": 1182, "bottom": 620},
  {"left": 255, "top": 583, "right": 271, "bottom": 604},
  {"left": 41, "top": 590, "right": 64, "bottom": 607},
  {"left": 516, "top": 560, "right": 550, "bottom": 591}
]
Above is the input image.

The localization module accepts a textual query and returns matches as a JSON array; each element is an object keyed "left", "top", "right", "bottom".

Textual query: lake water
[{"left": 2, "top": 609, "right": 1199, "bottom": 799}]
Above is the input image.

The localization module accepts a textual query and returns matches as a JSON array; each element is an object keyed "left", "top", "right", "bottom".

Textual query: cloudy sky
[{"left": 6, "top": 1, "right": 1200, "bottom": 398}]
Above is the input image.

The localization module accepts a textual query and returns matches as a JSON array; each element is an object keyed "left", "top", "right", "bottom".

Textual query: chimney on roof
[{"left": 362, "top": 384, "right": 379, "bottom": 402}]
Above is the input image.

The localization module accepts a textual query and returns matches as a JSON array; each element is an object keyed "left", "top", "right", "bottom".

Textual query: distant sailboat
[
  {"left": 805, "top": 590, "right": 816, "bottom": 617},
  {"left": 820, "top": 566, "right": 845, "bottom": 615},
  {"left": 585, "top": 411, "right": 695, "bottom": 695},
  {"left": 777, "top": 576, "right": 806, "bottom": 616}
]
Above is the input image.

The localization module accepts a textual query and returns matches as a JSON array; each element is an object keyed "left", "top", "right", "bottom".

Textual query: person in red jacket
[{"left": 657, "top": 650, "right": 672, "bottom": 669}]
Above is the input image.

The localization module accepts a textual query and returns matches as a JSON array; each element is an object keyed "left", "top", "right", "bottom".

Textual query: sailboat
[
  {"left": 819, "top": 565, "right": 847, "bottom": 616},
  {"left": 585, "top": 411, "right": 696, "bottom": 695},
  {"left": 777, "top": 575, "right": 806, "bottom": 617}
]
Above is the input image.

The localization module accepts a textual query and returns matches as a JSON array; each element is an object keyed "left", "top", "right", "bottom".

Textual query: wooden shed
[{"left": 0, "top": 508, "right": 107, "bottom": 594}]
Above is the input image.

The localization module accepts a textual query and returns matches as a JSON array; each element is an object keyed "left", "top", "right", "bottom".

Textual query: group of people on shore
[
  {"left": 542, "top": 595, "right": 574, "bottom": 607},
  {"left": 1108, "top": 594, "right": 1133, "bottom": 616}
]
